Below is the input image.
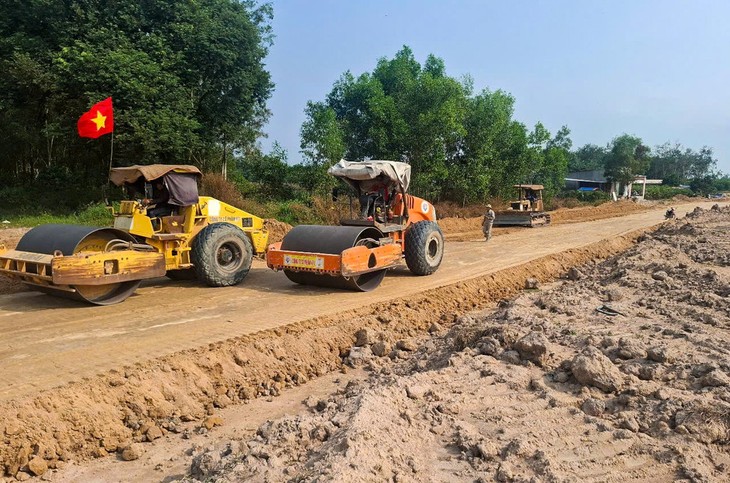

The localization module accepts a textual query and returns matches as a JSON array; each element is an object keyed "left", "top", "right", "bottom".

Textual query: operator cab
[
  {"left": 329, "top": 162, "right": 411, "bottom": 234},
  {"left": 110, "top": 164, "right": 202, "bottom": 233},
  {"left": 357, "top": 175, "right": 399, "bottom": 223}
]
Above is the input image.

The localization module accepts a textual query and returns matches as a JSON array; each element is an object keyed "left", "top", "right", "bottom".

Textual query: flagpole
[{"left": 108, "top": 130, "right": 114, "bottom": 175}]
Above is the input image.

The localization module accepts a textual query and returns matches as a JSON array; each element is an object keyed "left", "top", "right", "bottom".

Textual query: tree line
[
  {"left": 0, "top": 0, "right": 273, "bottom": 203},
  {"left": 1, "top": 1, "right": 726, "bottom": 213},
  {"left": 298, "top": 46, "right": 572, "bottom": 203},
  {"left": 570, "top": 137, "right": 726, "bottom": 194}
]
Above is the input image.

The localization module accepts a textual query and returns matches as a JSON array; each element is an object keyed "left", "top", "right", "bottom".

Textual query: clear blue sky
[{"left": 261, "top": 0, "right": 730, "bottom": 174}]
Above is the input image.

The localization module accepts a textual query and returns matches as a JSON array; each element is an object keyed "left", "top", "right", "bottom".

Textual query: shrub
[
  {"left": 76, "top": 203, "right": 115, "bottom": 226},
  {"left": 200, "top": 173, "right": 247, "bottom": 208},
  {"left": 644, "top": 185, "right": 693, "bottom": 200}
]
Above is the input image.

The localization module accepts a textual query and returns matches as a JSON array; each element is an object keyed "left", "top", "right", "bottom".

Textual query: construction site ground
[{"left": 0, "top": 200, "right": 727, "bottom": 481}]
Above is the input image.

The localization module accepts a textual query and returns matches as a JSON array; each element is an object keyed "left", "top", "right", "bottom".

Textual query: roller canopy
[
  {"left": 109, "top": 164, "right": 202, "bottom": 186},
  {"left": 328, "top": 160, "right": 411, "bottom": 193},
  {"left": 110, "top": 164, "right": 201, "bottom": 206}
]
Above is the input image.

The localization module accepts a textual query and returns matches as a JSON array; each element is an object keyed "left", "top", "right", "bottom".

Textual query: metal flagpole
[{"left": 108, "top": 130, "right": 114, "bottom": 174}]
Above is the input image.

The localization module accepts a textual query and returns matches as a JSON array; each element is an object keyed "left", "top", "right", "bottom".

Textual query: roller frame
[
  {"left": 267, "top": 242, "right": 402, "bottom": 277},
  {"left": 0, "top": 224, "right": 165, "bottom": 305},
  {"left": 266, "top": 225, "right": 401, "bottom": 291}
]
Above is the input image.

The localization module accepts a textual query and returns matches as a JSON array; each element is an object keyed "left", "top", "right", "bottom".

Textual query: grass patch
[{"left": 1, "top": 203, "right": 114, "bottom": 228}]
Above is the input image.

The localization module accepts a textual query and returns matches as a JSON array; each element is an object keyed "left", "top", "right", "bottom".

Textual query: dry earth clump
[{"left": 262, "top": 219, "right": 292, "bottom": 245}]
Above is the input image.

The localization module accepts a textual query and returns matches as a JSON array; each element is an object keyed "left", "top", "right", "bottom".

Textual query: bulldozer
[
  {"left": 0, "top": 165, "right": 267, "bottom": 305},
  {"left": 266, "top": 160, "right": 444, "bottom": 291},
  {"left": 493, "top": 184, "right": 551, "bottom": 227}
]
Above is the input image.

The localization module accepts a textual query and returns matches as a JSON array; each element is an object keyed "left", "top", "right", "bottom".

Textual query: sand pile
[
  {"left": 0, "top": 228, "right": 30, "bottom": 295},
  {"left": 263, "top": 219, "right": 292, "bottom": 245},
  {"left": 181, "top": 206, "right": 730, "bottom": 482}
]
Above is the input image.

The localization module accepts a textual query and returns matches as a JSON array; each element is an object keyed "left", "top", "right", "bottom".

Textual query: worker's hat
[{"left": 486, "top": 204, "right": 492, "bottom": 208}]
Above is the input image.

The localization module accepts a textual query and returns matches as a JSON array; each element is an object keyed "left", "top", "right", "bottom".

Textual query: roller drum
[
  {"left": 281, "top": 225, "right": 387, "bottom": 291},
  {"left": 16, "top": 224, "right": 141, "bottom": 305}
]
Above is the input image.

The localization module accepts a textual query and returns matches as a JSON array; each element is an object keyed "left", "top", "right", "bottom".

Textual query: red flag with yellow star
[{"left": 77, "top": 97, "right": 114, "bottom": 138}]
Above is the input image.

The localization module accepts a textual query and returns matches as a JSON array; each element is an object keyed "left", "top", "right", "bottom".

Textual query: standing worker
[{"left": 483, "top": 204, "right": 496, "bottom": 241}]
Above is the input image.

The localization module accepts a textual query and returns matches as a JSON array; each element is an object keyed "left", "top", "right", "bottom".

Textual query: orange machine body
[{"left": 266, "top": 193, "right": 436, "bottom": 278}]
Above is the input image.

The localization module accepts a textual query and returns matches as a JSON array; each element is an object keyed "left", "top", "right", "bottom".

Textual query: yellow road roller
[{"left": 0, "top": 165, "right": 268, "bottom": 305}]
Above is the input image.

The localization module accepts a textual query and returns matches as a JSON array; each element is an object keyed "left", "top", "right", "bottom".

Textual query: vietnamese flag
[{"left": 77, "top": 97, "right": 114, "bottom": 139}]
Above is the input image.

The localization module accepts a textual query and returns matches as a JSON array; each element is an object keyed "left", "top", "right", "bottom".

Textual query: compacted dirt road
[
  {"left": 0, "top": 201, "right": 727, "bottom": 481},
  {"left": 0, "top": 202, "right": 720, "bottom": 403}
]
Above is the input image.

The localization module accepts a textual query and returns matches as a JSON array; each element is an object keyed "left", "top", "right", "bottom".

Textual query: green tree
[
  {"left": 604, "top": 134, "right": 651, "bottom": 186},
  {"left": 300, "top": 46, "right": 544, "bottom": 203},
  {"left": 300, "top": 101, "right": 346, "bottom": 166},
  {"left": 455, "top": 88, "right": 529, "bottom": 202},
  {"left": 238, "top": 142, "right": 290, "bottom": 200},
  {"left": 523, "top": 124, "right": 571, "bottom": 199},
  {"left": 569, "top": 144, "right": 607, "bottom": 172},
  {"left": 0, "top": 0, "right": 273, "bottom": 199},
  {"left": 689, "top": 175, "right": 717, "bottom": 195},
  {"left": 648, "top": 143, "right": 717, "bottom": 182}
]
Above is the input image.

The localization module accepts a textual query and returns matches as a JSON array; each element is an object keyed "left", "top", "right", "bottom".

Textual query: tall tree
[
  {"left": 569, "top": 144, "right": 608, "bottom": 172},
  {"left": 300, "top": 46, "right": 552, "bottom": 203},
  {"left": 604, "top": 134, "right": 651, "bottom": 185},
  {"left": 0, "top": 0, "right": 273, "bottom": 192},
  {"left": 648, "top": 142, "right": 717, "bottom": 182},
  {"left": 300, "top": 101, "right": 346, "bottom": 166}
]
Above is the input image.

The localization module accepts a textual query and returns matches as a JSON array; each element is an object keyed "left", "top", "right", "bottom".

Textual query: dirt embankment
[
  {"left": 262, "top": 219, "right": 292, "bottom": 245},
  {"left": 0, "top": 227, "right": 650, "bottom": 479},
  {"left": 0, "top": 228, "right": 30, "bottom": 295},
  {"left": 177, "top": 206, "right": 730, "bottom": 482}
]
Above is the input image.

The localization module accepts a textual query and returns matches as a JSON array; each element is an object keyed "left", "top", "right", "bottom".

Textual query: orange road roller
[{"left": 266, "top": 160, "right": 444, "bottom": 291}]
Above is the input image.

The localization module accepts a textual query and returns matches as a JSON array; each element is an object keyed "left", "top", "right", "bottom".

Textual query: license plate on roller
[{"left": 283, "top": 254, "right": 325, "bottom": 269}]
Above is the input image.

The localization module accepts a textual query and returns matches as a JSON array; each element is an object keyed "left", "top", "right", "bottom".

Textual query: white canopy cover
[{"left": 328, "top": 160, "right": 411, "bottom": 193}]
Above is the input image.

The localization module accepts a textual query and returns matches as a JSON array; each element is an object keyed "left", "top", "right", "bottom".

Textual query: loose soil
[
  {"left": 170, "top": 205, "right": 730, "bottom": 482},
  {"left": 0, "top": 228, "right": 30, "bottom": 296},
  {"left": 262, "top": 219, "right": 292, "bottom": 245},
  {"left": 1, "top": 226, "right": 651, "bottom": 480},
  {"left": 0, "top": 202, "right": 726, "bottom": 482}
]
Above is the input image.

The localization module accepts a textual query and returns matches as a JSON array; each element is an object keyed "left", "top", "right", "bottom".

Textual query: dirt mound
[
  {"left": 179, "top": 207, "right": 730, "bottom": 482},
  {"left": 549, "top": 199, "right": 650, "bottom": 223},
  {"left": 0, "top": 228, "right": 30, "bottom": 295},
  {"left": 263, "top": 218, "right": 292, "bottom": 245}
]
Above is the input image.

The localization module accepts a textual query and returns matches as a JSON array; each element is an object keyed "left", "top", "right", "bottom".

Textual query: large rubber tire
[
  {"left": 191, "top": 223, "right": 253, "bottom": 287},
  {"left": 15, "top": 224, "right": 141, "bottom": 305},
  {"left": 404, "top": 221, "right": 444, "bottom": 276}
]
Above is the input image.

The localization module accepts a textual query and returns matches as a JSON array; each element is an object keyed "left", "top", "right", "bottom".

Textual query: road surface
[{"left": 0, "top": 201, "right": 721, "bottom": 402}]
